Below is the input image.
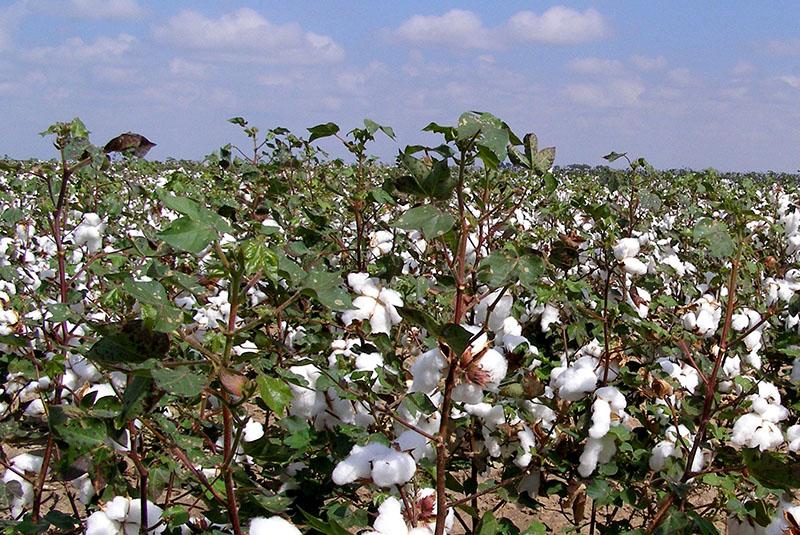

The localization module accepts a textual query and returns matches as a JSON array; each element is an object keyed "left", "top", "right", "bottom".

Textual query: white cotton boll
[
  {"left": 332, "top": 443, "right": 382, "bottom": 485},
  {"left": 649, "top": 440, "right": 676, "bottom": 471},
  {"left": 681, "top": 312, "right": 697, "bottom": 331},
  {"left": 694, "top": 308, "right": 717, "bottom": 337},
  {"left": 288, "top": 364, "right": 325, "bottom": 419},
  {"left": 578, "top": 435, "right": 616, "bottom": 477},
  {"left": 249, "top": 516, "right": 302, "bottom": 535},
  {"left": 757, "top": 404, "right": 789, "bottom": 423},
  {"left": 552, "top": 365, "right": 597, "bottom": 401},
  {"left": 514, "top": 426, "right": 536, "bottom": 468},
  {"left": 752, "top": 421, "right": 784, "bottom": 451},
  {"left": 596, "top": 386, "right": 626, "bottom": 411},
  {"left": 452, "top": 383, "right": 484, "bottom": 404},
  {"left": 70, "top": 473, "right": 94, "bottom": 504},
  {"left": 477, "top": 349, "right": 508, "bottom": 388},
  {"left": 127, "top": 499, "right": 165, "bottom": 534},
  {"left": 371, "top": 449, "right": 417, "bottom": 487},
  {"left": 410, "top": 349, "right": 446, "bottom": 394},
  {"left": 765, "top": 501, "right": 800, "bottom": 535},
  {"left": 540, "top": 303, "right": 560, "bottom": 332},
  {"left": 622, "top": 257, "right": 648, "bottom": 275},
  {"left": 731, "top": 313, "right": 749, "bottom": 331},
  {"left": 85, "top": 511, "right": 119, "bottom": 535},
  {"left": 787, "top": 424, "right": 800, "bottom": 452},
  {"left": 355, "top": 352, "right": 384, "bottom": 372},
  {"left": 589, "top": 399, "right": 612, "bottom": 439},
  {"left": 243, "top": 421, "right": 264, "bottom": 442},
  {"left": 373, "top": 497, "right": 408, "bottom": 535},
  {"left": 613, "top": 238, "right": 640, "bottom": 260}
]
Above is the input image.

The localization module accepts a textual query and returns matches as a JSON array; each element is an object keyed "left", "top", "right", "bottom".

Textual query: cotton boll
[
  {"left": 514, "top": 426, "right": 536, "bottom": 468},
  {"left": 475, "top": 348, "right": 508, "bottom": 388},
  {"left": 452, "top": 383, "right": 484, "bottom": 404},
  {"left": 249, "top": 516, "right": 302, "bottom": 535},
  {"left": 85, "top": 511, "right": 119, "bottom": 535},
  {"left": 622, "top": 257, "right": 648, "bottom": 276},
  {"left": 332, "top": 443, "right": 385, "bottom": 485},
  {"left": 731, "top": 312, "right": 749, "bottom": 332},
  {"left": 551, "top": 365, "right": 598, "bottom": 401},
  {"left": 242, "top": 421, "right": 265, "bottom": 442},
  {"left": 613, "top": 238, "right": 640, "bottom": 260},
  {"left": 764, "top": 500, "right": 800, "bottom": 535},
  {"left": 578, "top": 435, "right": 616, "bottom": 477},
  {"left": 370, "top": 449, "right": 417, "bottom": 487},
  {"left": 787, "top": 424, "right": 800, "bottom": 452},
  {"left": 588, "top": 399, "right": 612, "bottom": 439},
  {"left": 410, "top": 349, "right": 446, "bottom": 395},
  {"left": 287, "top": 364, "right": 325, "bottom": 419},
  {"left": 649, "top": 440, "right": 676, "bottom": 471},
  {"left": 540, "top": 303, "right": 560, "bottom": 332},
  {"left": 373, "top": 497, "right": 408, "bottom": 535}
]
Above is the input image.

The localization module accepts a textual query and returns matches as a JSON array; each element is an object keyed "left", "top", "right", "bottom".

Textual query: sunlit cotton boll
[
  {"left": 578, "top": 434, "right": 616, "bottom": 477},
  {"left": 2, "top": 453, "right": 43, "bottom": 517},
  {"left": 332, "top": 442, "right": 416, "bottom": 488},
  {"left": 84, "top": 496, "right": 165, "bottom": 535},
  {"left": 613, "top": 237, "right": 640, "bottom": 261},
  {"left": 622, "top": 257, "right": 648, "bottom": 276},
  {"left": 787, "top": 424, "right": 800, "bottom": 452},
  {"left": 730, "top": 413, "right": 785, "bottom": 451},
  {"left": 341, "top": 273, "right": 404, "bottom": 335},
  {"left": 73, "top": 213, "right": 106, "bottom": 253},
  {"left": 248, "top": 516, "right": 302, "bottom": 535}
]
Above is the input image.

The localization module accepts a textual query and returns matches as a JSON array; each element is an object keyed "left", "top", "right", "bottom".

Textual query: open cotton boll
[
  {"left": 242, "top": 421, "right": 265, "bottom": 442},
  {"left": 613, "top": 238, "right": 640, "bottom": 260},
  {"left": 474, "top": 289, "right": 513, "bottom": 333},
  {"left": 249, "top": 516, "right": 302, "bottom": 535},
  {"left": 85, "top": 496, "right": 165, "bottom": 535},
  {"left": 622, "top": 257, "right": 648, "bottom": 275},
  {"left": 369, "top": 230, "right": 394, "bottom": 258},
  {"left": 540, "top": 303, "right": 560, "bottom": 332},
  {"left": 3, "top": 453, "right": 43, "bottom": 517},
  {"left": 764, "top": 499, "right": 800, "bottom": 535},
  {"left": 550, "top": 359, "right": 598, "bottom": 401},
  {"left": 578, "top": 435, "right": 616, "bottom": 477},
  {"left": 787, "top": 424, "right": 800, "bottom": 452},
  {"left": 287, "top": 364, "right": 325, "bottom": 419},
  {"left": 731, "top": 413, "right": 784, "bottom": 451},
  {"left": 342, "top": 273, "right": 404, "bottom": 335},
  {"left": 332, "top": 442, "right": 416, "bottom": 488},
  {"left": 410, "top": 349, "right": 446, "bottom": 395},
  {"left": 514, "top": 426, "right": 537, "bottom": 468}
]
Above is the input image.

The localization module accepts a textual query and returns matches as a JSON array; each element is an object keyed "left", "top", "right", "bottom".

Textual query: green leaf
[
  {"left": 159, "top": 193, "right": 233, "bottom": 233},
  {"left": 122, "top": 278, "right": 169, "bottom": 307},
  {"left": 692, "top": 218, "right": 735, "bottom": 259},
  {"left": 300, "top": 509, "right": 352, "bottom": 535},
  {"left": 308, "top": 122, "right": 340, "bottom": 142},
  {"left": 48, "top": 406, "right": 107, "bottom": 449},
  {"left": 398, "top": 306, "right": 441, "bottom": 336},
  {"left": 242, "top": 238, "right": 278, "bottom": 278},
  {"left": 363, "top": 119, "right": 395, "bottom": 140},
  {"left": 119, "top": 375, "right": 152, "bottom": 424},
  {"left": 86, "top": 320, "right": 170, "bottom": 367},
  {"left": 742, "top": 449, "right": 800, "bottom": 490},
  {"left": 441, "top": 323, "right": 473, "bottom": 357},
  {"left": 304, "top": 268, "right": 352, "bottom": 310},
  {"left": 521, "top": 521, "right": 547, "bottom": 535},
  {"left": 258, "top": 375, "right": 293, "bottom": 416},
  {"left": 157, "top": 217, "right": 217, "bottom": 254},
  {"left": 603, "top": 151, "right": 627, "bottom": 162},
  {"left": 394, "top": 205, "right": 454, "bottom": 238},
  {"left": 476, "top": 510, "right": 499, "bottom": 535},
  {"left": 151, "top": 367, "right": 205, "bottom": 397},
  {"left": 457, "top": 111, "right": 509, "bottom": 167}
]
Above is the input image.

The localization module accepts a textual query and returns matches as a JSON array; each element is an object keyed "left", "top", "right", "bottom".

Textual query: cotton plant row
[{"left": 0, "top": 117, "right": 798, "bottom": 535}]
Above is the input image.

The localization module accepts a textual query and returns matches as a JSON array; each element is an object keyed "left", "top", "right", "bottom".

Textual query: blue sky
[{"left": 2, "top": 1, "right": 800, "bottom": 170}]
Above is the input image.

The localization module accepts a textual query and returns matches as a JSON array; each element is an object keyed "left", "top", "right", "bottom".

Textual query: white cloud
[
  {"left": 568, "top": 57, "right": 624, "bottom": 75},
  {"left": 630, "top": 54, "right": 666, "bottom": 71},
  {"left": 0, "top": 1, "right": 28, "bottom": 51},
  {"left": 63, "top": 0, "right": 145, "bottom": 20},
  {"left": 731, "top": 61, "right": 756, "bottom": 76},
  {"left": 391, "top": 6, "right": 607, "bottom": 49},
  {"left": 565, "top": 79, "right": 645, "bottom": 108},
  {"left": 153, "top": 8, "right": 345, "bottom": 65},
  {"left": 169, "top": 58, "right": 209, "bottom": 79},
  {"left": 667, "top": 68, "right": 698, "bottom": 87},
  {"left": 506, "top": 7, "right": 607, "bottom": 44},
  {"left": 336, "top": 61, "right": 387, "bottom": 96},
  {"left": 779, "top": 75, "right": 800, "bottom": 90},
  {"left": 767, "top": 38, "right": 800, "bottom": 55},
  {"left": 393, "top": 9, "right": 495, "bottom": 49},
  {"left": 26, "top": 34, "right": 136, "bottom": 63}
]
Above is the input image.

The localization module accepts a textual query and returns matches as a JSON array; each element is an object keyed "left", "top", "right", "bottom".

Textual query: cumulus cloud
[
  {"left": 565, "top": 79, "right": 645, "bottom": 108},
  {"left": 568, "top": 57, "right": 625, "bottom": 75},
  {"left": 25, "top": 34, "right": 136, "bottom": 63},
  {"left": 0, "top": 1, "right": 28, "bottom": 51},
  {"left": 153, "top": 8, "right": 345, "bottom": 65},
  {"left": 506, "top": 7, "right": 607, "bottom": 44},
  {"left": 57, "top": 0, "right": 145, "bottom": 20},
  {"left": 767, "top": 38, "right": 800, "bottom": 55},
  {"left": 630, "top": 54, "right": 666, "bottom": 71},
  {"left": 391, "top": 6, "right": 607, "bottom": 49}
]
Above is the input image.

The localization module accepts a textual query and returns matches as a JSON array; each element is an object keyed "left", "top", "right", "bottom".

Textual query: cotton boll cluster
[
  {"left": 400, "top": 230, "right": 427, "bottom": 274},
  {"left": 764, "top": 270, "right": 800, "bottom": 306},
  {"left": 85, "top": 496, "right": 165, "bottom": 535},
  {"left": 730, "top": 382, "right": 789, "bottom": 451},
  {"left": 680, "top": 294, "right": 722, "bottom": 338},
  {"left": 452, "top": 329, "right": 509, "bottom": 404},
  {"left": 370, "top": 230, "right": 394, "bottom": 258},
  {"left": 657, "top": 358, "right": 700, "bottom": 394},
  {"left": 332, "top": 442, "right": 416, "bottom": 488},
  {"left": 72, "top": 212, "right": 106, "bottom": 253},
  {"left": 613, "top": 237, "right": 648, "bottom": 276},
  {"left": 731, "top": 308, "right": 767, "bottom": 368},
  {"left": 588, "top": 386, "right": 627, "bottom": 439},
  {"left": 342, "top": 273, "right": 403, "bottom": 335}
]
